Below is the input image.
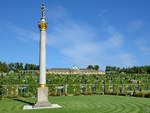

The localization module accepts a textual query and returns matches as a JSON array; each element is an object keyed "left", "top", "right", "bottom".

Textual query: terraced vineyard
[
  {"left": 1, "top": 73, "right": 150, "bottom": 98},
  {"left": 0, "top": 95, "right": 150, "bottom": 113}
]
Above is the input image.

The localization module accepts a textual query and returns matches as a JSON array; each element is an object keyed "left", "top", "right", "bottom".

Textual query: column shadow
[{"left": 12, "top": 98, "right": 34, "bottom": 105}]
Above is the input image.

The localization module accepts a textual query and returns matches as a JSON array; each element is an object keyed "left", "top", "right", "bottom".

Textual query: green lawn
[{"left": 0, "top": 95, "right": 150, "bottom": 113}]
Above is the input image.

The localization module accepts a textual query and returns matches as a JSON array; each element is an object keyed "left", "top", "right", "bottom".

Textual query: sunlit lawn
[{"left": 0, "top": 95, "right": 150, "bottom": 113}]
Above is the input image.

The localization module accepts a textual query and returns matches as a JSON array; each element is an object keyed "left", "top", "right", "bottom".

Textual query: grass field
[{"left": 0, "top": 95, "right": 150, "bottom": 113}]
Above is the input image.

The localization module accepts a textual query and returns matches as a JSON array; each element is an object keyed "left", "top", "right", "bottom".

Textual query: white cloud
[
  {"left": 128, "top": 20, "right": 145, "bottom": 32},
  {"left": 46, "top": 21, "right": 101, "bottom": 67},
  {"left": 136, "top": 38, "right": 150, "bottom": 55},
  {"left": 46, "top": 17, "right": 125, "bottom": 68},
  {"left": 104, "top": 26, "right": 123, "bottom": 47},
  {"left": 5, "top": 6, "right": 139, "bottom": 70},
  {"left": 6, "top": 23, "right": 39, "bottom": 42},
  {"left": 47, "top": 6, "right": 70, "bottom": 23},
  {"left": 119, "top": 53, "right": 137, "bottom": 67}
]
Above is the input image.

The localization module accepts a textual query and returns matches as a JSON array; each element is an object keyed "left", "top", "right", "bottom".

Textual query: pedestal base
[
  {"left": 34, "top": 87, "right": 51, "bottom": 108},
  {"left": 23, "top": 87, "right": 62, "bottom": 109},
  {"left": 23, "top": 104, "right": 62, "bottom": 110},
  {"left": 33, "top": 87, "right": 51, "bottom": 108}
]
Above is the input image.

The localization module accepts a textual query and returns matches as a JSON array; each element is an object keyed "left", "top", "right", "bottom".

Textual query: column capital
[
  {"left": 39, "top": 84, "right": 46, "bottom": 88},
  {"left": 38, "top": 22, "right": 48, "bottom": 31}
]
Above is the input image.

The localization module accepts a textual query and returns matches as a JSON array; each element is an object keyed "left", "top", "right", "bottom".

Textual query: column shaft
[{"left": 40, "top": 30, "right": 46, "bottom": 85}]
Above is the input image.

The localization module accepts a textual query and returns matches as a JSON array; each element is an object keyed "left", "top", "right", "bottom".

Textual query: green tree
[
  {"left": 0, "top": 62, "right": 8, "bottom": 73},
  {"left": 87, "top": 65, "right": 94, "bottom": 70},
  {"left": 94, "top": 65, "right": 99, "bottom": 71},
  {"left": 8, "top": 63, "right": 15, "bottom": 71}
]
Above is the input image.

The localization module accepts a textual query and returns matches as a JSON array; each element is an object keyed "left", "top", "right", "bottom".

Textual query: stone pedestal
[
  {"left": 34, "top": 87, "right": 51, "bottom": 108},
  {"left": 23, "top": 87, "right": 62, "bottom": 110}
]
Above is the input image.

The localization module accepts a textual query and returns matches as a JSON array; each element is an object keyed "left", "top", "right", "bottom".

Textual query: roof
[
  {"left": 49, "top": 68, "right": 70, "bottom": 70},
  {"left": 48, "top": 68, "right": 105, "bottom": 72}
]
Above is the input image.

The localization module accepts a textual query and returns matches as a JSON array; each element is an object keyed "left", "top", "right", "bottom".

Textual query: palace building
[
  {"left": 47, "top": 66, "right": 105, "bottom": 75},
  {"left": 20, "top": 66, "right": 105, "bottom": 75}
]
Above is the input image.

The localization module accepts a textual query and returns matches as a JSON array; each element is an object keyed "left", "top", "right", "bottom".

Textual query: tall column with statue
[
  {"left": 34, "top": 4, "right": 51, "bottom": 108},
  {"left": 23, "top": 4, "right": 61, "bottom": 109},
  {"left": 39, "top": 4, "right": 47, "bottom": 88}
]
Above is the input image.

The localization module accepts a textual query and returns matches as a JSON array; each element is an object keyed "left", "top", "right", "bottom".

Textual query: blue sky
[{"left": 0, "top": 0, "right": 150, "bottom": 70}]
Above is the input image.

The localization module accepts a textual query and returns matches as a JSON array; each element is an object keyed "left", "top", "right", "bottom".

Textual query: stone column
[
  {"left": 39, "top": 22, "right": 48, "bottom": 88},
  {"left": 34, "top": 4, "right": 51, "bottom": 108},
  {"left": 32, "top": 4, "right": 61, "bottom": 109}
]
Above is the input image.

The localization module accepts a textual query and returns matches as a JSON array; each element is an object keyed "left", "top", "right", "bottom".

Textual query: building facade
[
  {"left": 47, "top": 68, "right": 105, "bottom": 75},
  {"left": 20, "top": 66, "right": 105, "bottom": 75}
]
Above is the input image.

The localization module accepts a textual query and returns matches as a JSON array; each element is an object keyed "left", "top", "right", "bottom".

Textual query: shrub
[
  {"left": 67, "top": 84, "right": 75, "bottom": 94},
  {"left": 48, "top": 85, "right": 56, "bottom": 96},
  {"left": 0, "top": 85, "right": 2, "bottom": 98},
  {"left": 110, "top": 92, "right": 117, "bottom": 95},
  {"left": 65, "top": 93, "right": 68, "bottom": 96},
  {"left": 7, "top": 96, "right": 11, "bottom": 99},
  {"left": 83, "top": 92, "right": 88, "bottom": 95},
  {"left": 88, "top": 92, "right": 92, "bottom": 95},
  {"left": 142, "top": 92, "right": 150, "bottom": 98},
  {"left": 118, "top": 92, "right": 126, "bottom": 96},
  {"left": 126, "top": 92, "right": 133, "bottom": 96},
  {"left": 57, "top": 93, "right": 61, "bottom": 96},
  {"left": 86, "top": 84, "right": 91, "bottom": 93},
  {"left": 113, "top": 84, "right": 119, "bottom": 94},
  {"left": 134, "top": 92, "right": 142, "bottom": 97},
  {"left": 74, "top": 92, "right": 80, "bottom": 96},
  {"left": 7, "top": 86, "right": 13, "bottom": 97},
  {"left": 92, "top": 92, "right": 97, "bottom": 95},
  {"left": 50, "top": 92, "right": 56, "bottom": 96},
  {"left": 75, "top": 84, "right": 81, "bottom": 94}
]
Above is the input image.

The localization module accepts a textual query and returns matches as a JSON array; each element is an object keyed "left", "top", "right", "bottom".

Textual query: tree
[
  {"left": 94, "top": 65, "right": 99, "bottom": 71},
  {"left": 0, "top": 62, "right": 8, "bottom": 73},
  {"left": 8, "top": 63, "right": 15, "bottom": 71},
  {"left": 87, "top": 65, "right": 94, "bottom": 70},
  {"left": 25, "top": 64, "right": 31, "bottom": 70},
  {"left": 24, "top": 63, "right": 39, "bottom": 70},
  {"left": 19, "top": 63, "right": 23, "bottom": 70},
  {"left": 3, "top": 62, "right": 8, "bottom": 73},
  {"left": 105, "top": 66, "right": 111, "bottom": 72}
]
